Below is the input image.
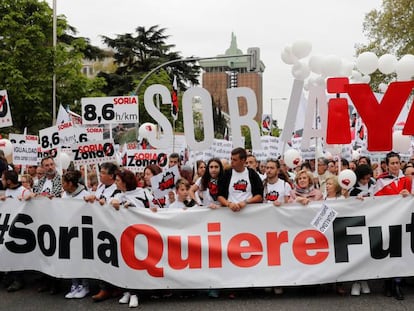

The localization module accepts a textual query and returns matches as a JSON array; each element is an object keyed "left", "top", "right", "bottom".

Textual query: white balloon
[
  {"left": 138, "top": 123, "right": 156, "bottom": 139},
  {"left": 0, "top": 139, "right": 13, "bottom": 157},
  {"left": 280, "top": 46, "right": 298, "bottom": 65},
  {"left": 308, "top": 55, "right": 324, "bottom": 74},
  {"left": 315, "top": 75, "right": 326, "bottom": 87},
  {"left": 291, "top": 60, "right": 311, "bottom": 80},
  {"left": 351, "top": 150, "right": 360, "bottom": 161},
  {"left": 378, "top": 54, "right": 397, "bottom": 74},
  {"left": 59, "top": 152, "right": 71, "bottom": 170},
  {"left": 322, "top": 55, "right": 342, "bottom": 77},
  {"left": 361, "top": 75, "right": 371, "bottom": 83},
  {"left": 378, "top": 82, "right": 388, "bottom": 93},
  {"left": 395, "top": 54, "right": 414, "bottom": 81},
  {"left": 324, "top": 151, "right": 332, "bottom": 160},
  {"left": 338, "top": 169, "right": 356, "bottom": 190},
  {"left": 340, "top": 60, "right": 355, "bottom": 77},
  {"left": 350, "top": 70, "right": 362, "bottom": 82},
  {"left": 392, "top": 130, "right": 411, "bottom": 154},
  {"left": 283, "top": 149, "right": 302, "bottom": 169},
  {"left": 291, "top": 40, "right": 312, "bottom": 59},
  {"left": 356, "top": 52, "right": 378, "bottom": 75}
]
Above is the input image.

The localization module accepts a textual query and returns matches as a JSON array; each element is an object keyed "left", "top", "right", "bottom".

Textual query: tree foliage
[
  {"left": 0, "top": 0, "right": 105, "bottom": 134},
  {"left": 99, "top": 25, "right": 200, "bottom": 106},
  {"left": 357, "top": 0, "right": 414, "bottom": 89}
]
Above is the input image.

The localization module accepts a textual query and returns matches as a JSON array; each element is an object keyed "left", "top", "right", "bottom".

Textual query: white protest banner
[
  {"left": 57, "top": 121, "right": 78, "bottom": 147},
  {"left": 0, "top": 90, "right": 13, "bottom": 128},
  {"left": 10, "top": 133, "right": 38, "bottom": 165},
  {"left": 150, "top": 165, "right": 180, "bottom": 199},
  {"left": 122, "top": 150, "right": 169, "bottom": 172},
  {"left": 261, "top": 135, "right": 281, "bottom": 158},
  {"left": 252, "top": 150, "right": 268, "bottom": 162},
  {"left": 39, "top": 125, "right": 60, "bottom": 149},
  {"left": 212, "top": 139, "right": 233, "bottom": 160},
  {"left": 70, "top": 139, "right": 116, "bottom": 165},
  {"left": 0, "top": 195, "right": 413, "bottom": 289},
  {"left": 81, "top": 96, "right": 139, "bottom": 125},
  {"left": 37, "top": 147, "right": 60, "bottom": 163},
  {"left": 311, "top": 203, "right": 338, "bottom": 233}
]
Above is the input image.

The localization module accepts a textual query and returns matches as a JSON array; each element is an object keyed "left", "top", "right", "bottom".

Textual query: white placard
[
  {"left": 150, "top": 165, "right": 180, "bottom": 199},
  {"left": 39, "top": 125, "right": 60, "bottom": 149},
  {"left": 10, "top": 134, "right": 38, "bottom": 165},
  {"left": 122, "top": 150, "right": 169, "bottom": 172},
  {"left": 311, "top": 203, "right": 338, "bottom": 233},
  {"left": 70, "top": 139, "right": 116, "bottom": 165},
  {"left": 81, "top": 96, "right": 139, "bottom": 124},
  {"left": 0, "top": 90, "right": 13, "bottom": 128}
]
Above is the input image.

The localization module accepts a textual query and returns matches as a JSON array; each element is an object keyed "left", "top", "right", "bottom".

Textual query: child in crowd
[{"left": 169, "top": 178, "right": 196, "bottom": 209}]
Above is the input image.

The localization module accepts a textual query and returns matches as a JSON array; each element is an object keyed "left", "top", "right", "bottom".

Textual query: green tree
[
  {"left": 0, "top": 0, "right": 105, "bottom": 134},
  {"left": 99, "top": 25, "right": 200, "bottom": 97},
  {"left": 357, "top": 0, "right": 414, "bottom": 89}
]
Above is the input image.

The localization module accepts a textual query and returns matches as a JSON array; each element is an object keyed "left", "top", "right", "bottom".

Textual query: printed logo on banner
[
  {"left": 81, "top": 96, "right": 139, "bottom": 125},
  {"left": 122, "top": 150, "right": 169, "bottom": 172},
  {"left": 70, "top": 139, "right": 116, "bottom": 165},
  {"left": 0, "top": 90, "right": 13, "bottom": 128},
  {"left": 151, "top": 165, "right": 180, "bottom": 199}
]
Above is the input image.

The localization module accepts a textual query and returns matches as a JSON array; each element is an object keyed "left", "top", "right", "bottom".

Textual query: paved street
[{"left": 0, "top": 276, "right": 414, "bottom": 310}]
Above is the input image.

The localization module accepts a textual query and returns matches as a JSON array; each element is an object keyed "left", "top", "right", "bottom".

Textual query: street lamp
[{"left": 270, "top": 97, "right": 288, "bottom": 127}]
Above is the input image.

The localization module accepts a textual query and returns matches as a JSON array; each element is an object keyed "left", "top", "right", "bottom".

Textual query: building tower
[{"left": 199, "top": 33, "right": 265, "bottom": 122}]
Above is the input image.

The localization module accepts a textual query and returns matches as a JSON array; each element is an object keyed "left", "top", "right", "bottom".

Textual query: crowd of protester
[{"left": 0, "top": 147, "right": 412, "bottom": 306}]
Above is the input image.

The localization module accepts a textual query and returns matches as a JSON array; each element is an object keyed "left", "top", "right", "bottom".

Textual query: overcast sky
[{"left": 47, "top": 0, "right": 382, "bottom": 127}]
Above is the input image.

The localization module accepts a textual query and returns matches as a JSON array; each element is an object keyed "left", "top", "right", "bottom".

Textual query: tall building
[{"left": 199, "top": 33, "right": 265, "bottom": 122}]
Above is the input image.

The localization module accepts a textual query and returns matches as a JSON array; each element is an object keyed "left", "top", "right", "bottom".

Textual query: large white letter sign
[
  {"left": 182, "top": 87, "right": 214, "bottom": 151},
  {"left": 280, "top": 79, "right": 304, "bottom": 142},
  {"left": 144, "top": 85, "right": 174, "bottom": 149},
  {"left": 227, "top": 87, "right": 261, "bottom": 150},
  {"left": 301, "top": 85, "right": 327, "bottom": 149}
]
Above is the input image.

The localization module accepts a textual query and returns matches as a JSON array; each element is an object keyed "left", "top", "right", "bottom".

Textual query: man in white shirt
[{"left": 218, "top": 148, "right": 263, "bottom": 212}]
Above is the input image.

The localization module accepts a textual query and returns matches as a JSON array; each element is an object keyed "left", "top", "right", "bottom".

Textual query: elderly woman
[{"left": 289, "top": 169, "right": 323, "bottom": 205}]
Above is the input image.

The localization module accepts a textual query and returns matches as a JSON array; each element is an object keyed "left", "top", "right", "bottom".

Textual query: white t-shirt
[
  {"left": 94, "top": 183, "right": 117, "bottom": 201},
  {"left": 228, "top": 168, "right": 252, "bottom": 203},
  {"left": 5, "top": 186, "right": 30, "bottom": 199},
  {"left": 264, "top": 179, "right": 292, "bottom": 203},
  {"left": 41, "top": 179, "right": 53, "bottom": 195},
  {"left": 112, "top": 188, "right": 154, "bottom": 209},
  {"left": 195, "top": 177, "right": 219, "bottom": 206},
  {"left": 62, "top": 187, "right": 90, "bottom": 199}
]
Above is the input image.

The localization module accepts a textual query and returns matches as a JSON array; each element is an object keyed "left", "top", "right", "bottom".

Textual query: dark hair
[
  {"left": 266, "top": 158, "right": 281, "bottom": 169},
  {"left": 144, "top": 164, "right": 162, "bottom": 176},
  {"left": 41, "top": 156, "right": 55, "bottom": 166},
  {"left": 62, "top": 170, "right": 82, "bottom": 187},
  {"left": 201, "top": 158, "right": 223, "bottom": 190},
  {"left": 169, "top": 152, "right": 180, "bottom": 160},
  {"left": 357, "top": 156, "right": 371, "bottom": 167},
  {"left": 300, "top": 161, "right": 312, "bottom": 171},
  {"left": 355, "top": 164, "right": 373, "bottom": 181},
  {"left": 341, "top": 158, "right": 349, "bottom": 167},
  {"left": 175, "top": 178, "right": 190, "bottom": 190},
  {"left": 231, "top": 147, "right": 247, "bottom": 160},
  {"left": 3, "top": 170, "right": 18, "bottom": 185},
  {"left": 100, "top": 162, "right": 118, "bottom": 179},
  {"left": 116, "top": 169, "right": 137, "bottom": 191},
  {"left": 385, "top": 151, "right": 400, "bottom": 165}
]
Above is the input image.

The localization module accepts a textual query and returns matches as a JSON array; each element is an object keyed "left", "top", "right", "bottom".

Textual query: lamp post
[
  {"left": 52, "top": 0, "right": 57, "bottom": 125},
  {"left": 270, "top": 97, "right": 288, "bottom": 127}
]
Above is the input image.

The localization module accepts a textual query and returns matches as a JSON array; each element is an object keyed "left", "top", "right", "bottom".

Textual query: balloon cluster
[{"left": 281, "top": 40, "right": 414, "bottom": 90}]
